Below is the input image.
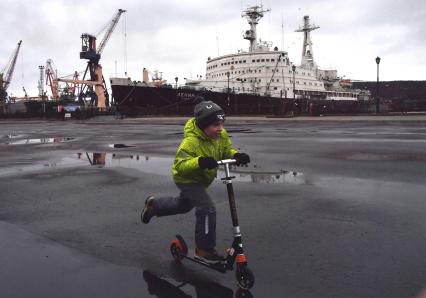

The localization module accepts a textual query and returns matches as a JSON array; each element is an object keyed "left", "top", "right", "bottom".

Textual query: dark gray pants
[{"left": 153, "top": 183, "right": 216, "bottom": 250}]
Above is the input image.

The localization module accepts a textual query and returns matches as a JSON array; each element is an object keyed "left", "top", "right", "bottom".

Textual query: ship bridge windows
[
  {"left": 252, "top": 59, "right": 255, "bottom": 62},
  {"left": 266, "top": 59, "right": 270, "bottom": 62},
  {"left": 271, "top": 59, "right": 275, "bottom": 62},
  {"left": 261, "top": 59, "right": 265, "bottom": 62},
  {"left": 256, "top": 59, "right": 260, "bottom": 62}
]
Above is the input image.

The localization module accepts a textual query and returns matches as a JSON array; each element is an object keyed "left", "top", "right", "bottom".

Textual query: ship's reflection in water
[
  {"left": 143, "top": 270, "right": 253, "bottom": 298},
  {"left": 81, "top": 152, "right": 172, "bottom": 176},
  {"left": 78, "top": 152, "right": 305, "bottom": 184}
]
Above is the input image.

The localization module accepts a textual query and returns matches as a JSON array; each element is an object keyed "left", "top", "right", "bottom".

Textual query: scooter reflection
[{"left": 143, "top": 270, "right": 253, "bottom": 298}]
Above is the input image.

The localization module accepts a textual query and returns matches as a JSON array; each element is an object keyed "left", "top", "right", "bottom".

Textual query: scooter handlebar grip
[{"left": 217, "top": 159, "right": 237, "bottom": 165}]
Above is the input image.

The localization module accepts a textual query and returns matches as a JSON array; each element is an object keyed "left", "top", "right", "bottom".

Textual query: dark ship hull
[{"left": 111, "top": 84, "right": 370, "bottom": 117}]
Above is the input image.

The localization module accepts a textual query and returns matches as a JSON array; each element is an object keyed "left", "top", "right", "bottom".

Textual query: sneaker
[
  {"left": 141, "top": 196, "right": 155, "bottom": 224},
  {"left": 195, "top": 248, "right": 226, "bottom": 264}
]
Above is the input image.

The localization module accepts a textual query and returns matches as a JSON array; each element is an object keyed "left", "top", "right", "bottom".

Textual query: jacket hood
[{"left": 184, "top": 118, "right": 209, "bottom": 140}]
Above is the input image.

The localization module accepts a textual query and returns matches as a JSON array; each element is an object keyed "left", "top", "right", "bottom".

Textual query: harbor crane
[
  {"left": 46, "top": 59, "right": 79, "bottom": 100},
  {"left": 45, "top": 59, "right": 59, "bottom": 100},
  {"left": 58, "top": 9, "right": 126, "bottom": 109},
  {"left": 1, "top": 40, "right": 22, "bottom": 110}
]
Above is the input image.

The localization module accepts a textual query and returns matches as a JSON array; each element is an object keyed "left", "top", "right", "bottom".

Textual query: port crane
[
  {"left": 45, "top": 59, "right": 79, "bottom": 100},
  {"left": 45, "top": 59, "right": 59, "bottom": 100},
  {"left": 58, "top": 9, "right": 126, "bottom": 109},
  {"left": 0, "top": 40, "right": 22, "bottom": 110}
]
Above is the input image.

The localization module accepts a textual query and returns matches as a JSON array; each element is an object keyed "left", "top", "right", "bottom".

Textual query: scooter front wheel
[{"left": 236, "top": 265, "right": 255, "bottom": 289}]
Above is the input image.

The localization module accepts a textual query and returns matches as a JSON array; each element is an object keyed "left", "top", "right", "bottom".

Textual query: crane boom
[
  {"left": 97, "top": 9, "right": 126, "bottom": 55},
  {"left": 1, "top": 40, "right": 22, "bottom": 93},
  {"left": 45, "top": 59, "right": 59, "bottom": 100}
]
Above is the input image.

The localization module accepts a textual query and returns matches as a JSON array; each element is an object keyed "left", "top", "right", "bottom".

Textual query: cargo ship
[{"left": 111, "top": 6, "right": 370, "bottom": 116}]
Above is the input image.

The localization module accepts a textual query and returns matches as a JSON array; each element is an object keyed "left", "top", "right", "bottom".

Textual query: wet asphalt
[{"left": 0, "top": 116, "right": 426, "bottom": 298}]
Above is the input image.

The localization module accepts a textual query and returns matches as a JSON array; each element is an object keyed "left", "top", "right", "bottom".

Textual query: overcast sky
[{"left": 1, "top": 0, "right": 425, "bottom": 97}]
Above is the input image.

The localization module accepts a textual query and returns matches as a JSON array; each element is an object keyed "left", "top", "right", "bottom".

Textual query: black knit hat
[{"left": 193, "top": 96, "right": 225, "bottom": 130}]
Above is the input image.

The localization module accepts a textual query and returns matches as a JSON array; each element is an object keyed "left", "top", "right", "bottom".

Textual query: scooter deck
[{"left": 182, "top": 249, "right": 228, "bottom": 273}]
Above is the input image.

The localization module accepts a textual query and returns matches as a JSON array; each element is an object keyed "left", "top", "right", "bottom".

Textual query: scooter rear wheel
[
  {"left": 236, "top": 265, "right": 255, "bottom": 289},
  {"left": 170, "top": 239, "right": 186, "bottom": 262}
]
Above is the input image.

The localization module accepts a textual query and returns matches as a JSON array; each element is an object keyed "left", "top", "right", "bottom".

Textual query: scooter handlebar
[{"left": 217, "top": 159, "right": 237, "bottom": 165}]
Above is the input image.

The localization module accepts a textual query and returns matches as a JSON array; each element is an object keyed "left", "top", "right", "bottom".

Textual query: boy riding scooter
[{"left": 141, "top": 96, "right": 250, "bottom": 263}]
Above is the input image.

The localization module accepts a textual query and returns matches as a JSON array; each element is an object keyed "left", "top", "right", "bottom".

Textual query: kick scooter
[{"left": 170, "top": 159, "right": 255, "bottom": 289}]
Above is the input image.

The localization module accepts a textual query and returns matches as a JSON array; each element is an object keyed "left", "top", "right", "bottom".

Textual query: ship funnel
[{"left": 143, "top": 68, "right": 149, "bottom": 84}]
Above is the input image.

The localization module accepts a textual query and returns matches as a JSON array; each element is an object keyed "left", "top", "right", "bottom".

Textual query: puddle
[
  {"left": 167, "top": 128, "right": 258, "bottom": 136},
  {"left": 5, "top": 134, "right": 24, "bottom": 139},
  {"left": 227, "top": 129, "right": 258, "bottom": 134},
  {"left": 342, "top": 152, "right": 426, "bottom": 162},
  {"left": 220, "top": 164, "right": 305, "bottom": 184},
  {"left": 108, "top": 144, "right": 135, "bottom": 148},
  {"left": 6, "top": 137, "right": 75, "bottom": 145},
  {"left": 0, "top": 152, "right": 304, "bottom": 185},
  {"left": 82, "top": 153, "right": 304, "bottom": 184},
  {"left": 84, "top": 152, "right": 172, "bottom": 176}
]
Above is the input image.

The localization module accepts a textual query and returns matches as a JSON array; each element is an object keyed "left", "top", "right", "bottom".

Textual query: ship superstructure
[{"left": 184, "top": 6, "right": 360, "bottom": 101}]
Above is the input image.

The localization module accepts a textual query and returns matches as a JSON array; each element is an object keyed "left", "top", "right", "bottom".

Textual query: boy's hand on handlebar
[
  {"left": 198, "top": 157, "right": 218, "bottom": 169},
  {"left": 233, "top": 153, "right": 250, "bottom": 166}
]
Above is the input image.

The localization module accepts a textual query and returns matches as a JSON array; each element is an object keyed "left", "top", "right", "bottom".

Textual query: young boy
[{"left": 141, "top": 97, "right": 250, "bottom": 263}]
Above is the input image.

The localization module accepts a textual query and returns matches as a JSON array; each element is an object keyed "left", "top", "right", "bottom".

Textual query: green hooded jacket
[{"left": 172, "top": 118, "right": 238, "bottom": 188}]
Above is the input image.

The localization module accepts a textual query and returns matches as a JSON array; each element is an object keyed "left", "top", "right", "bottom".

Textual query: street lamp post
[
  {"left": 292, "top": 64, "right": 296, "bottom": 99},
  {"left": 226, "top": 71, "right": 230, "bottom": 113},
  {"left": 375, "top": 56, "right": 381, "bottom": 114},
  {"left": 174, "top": 77, "right": 178, "bottom": 89}
]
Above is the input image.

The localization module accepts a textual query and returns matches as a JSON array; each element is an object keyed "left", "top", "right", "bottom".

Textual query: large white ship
[
  {"left": 110, "top": 5, "right": 370, "bottom": 116},
  {"left": 184, "top": 5, "right": 367, "bottom": 101}
]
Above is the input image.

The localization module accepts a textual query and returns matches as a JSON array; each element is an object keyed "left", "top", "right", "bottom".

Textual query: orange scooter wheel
[{"left": 170, "top": 239, "right": 186, "bottom": 262}]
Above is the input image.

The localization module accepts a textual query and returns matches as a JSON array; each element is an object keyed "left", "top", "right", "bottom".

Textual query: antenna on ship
[
  {"left": 281, "top": 11, "right": 284, "bottom": 51},
  {"left": 216, "top": 27, "right": 220, "bottom": 56},
  {"left": 242, "top": 5, "right": 270, "bottom": 52},
  {"left": 295, "top": 15, "right": 319, "bottom": 69}
]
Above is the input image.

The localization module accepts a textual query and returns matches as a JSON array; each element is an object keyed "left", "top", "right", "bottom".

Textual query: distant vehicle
[{"left": 63, "top": 104, "right": 81, "bottom": 113}]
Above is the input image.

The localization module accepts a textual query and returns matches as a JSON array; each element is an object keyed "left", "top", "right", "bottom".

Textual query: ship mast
[
  {"left": 295, "top": 15, "right": 319, "bottom": 69},
  {"left": 242, "top": 5, "right": 270, "bottom": 52}
]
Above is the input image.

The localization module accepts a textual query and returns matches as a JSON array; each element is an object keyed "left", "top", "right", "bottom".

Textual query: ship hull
[{"left": 111, "top": 84, "right": 370, "bottom": 117}]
